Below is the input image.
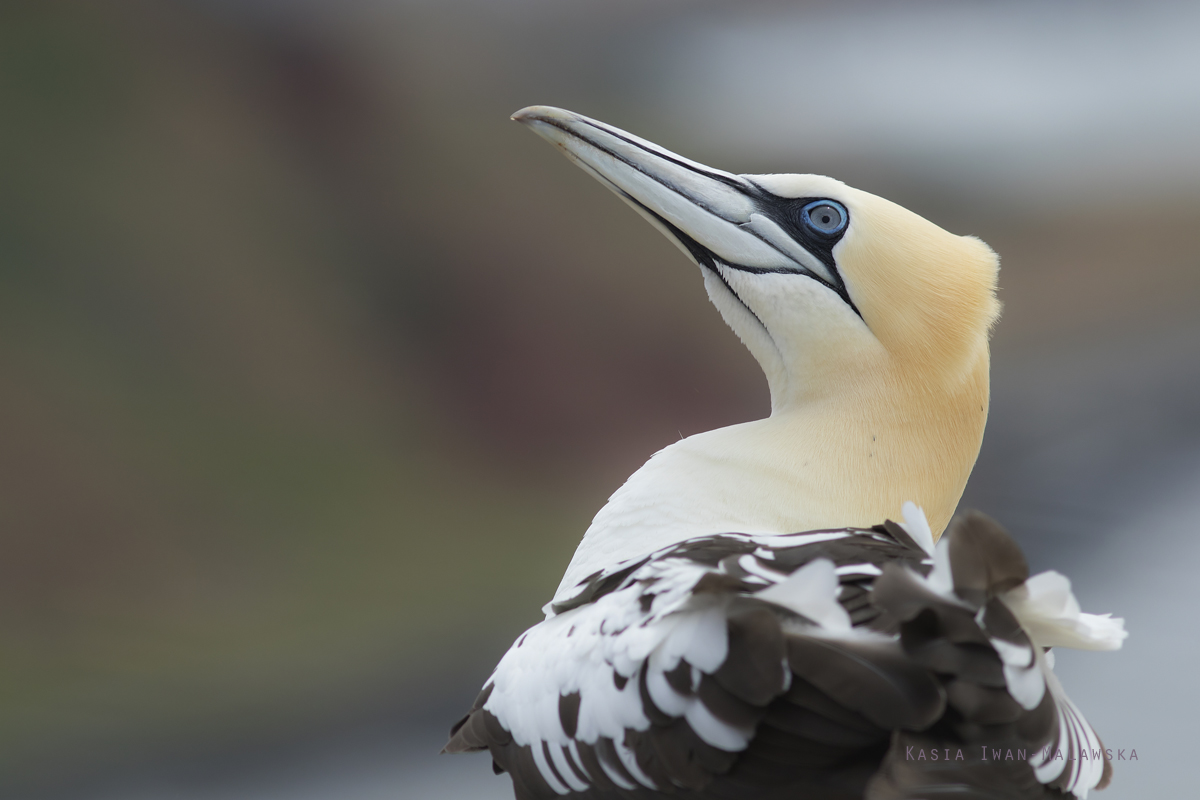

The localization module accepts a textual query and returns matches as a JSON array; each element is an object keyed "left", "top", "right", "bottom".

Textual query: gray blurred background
[{"left": 2, "top": 1, "right": 1197, "bottom": 798}]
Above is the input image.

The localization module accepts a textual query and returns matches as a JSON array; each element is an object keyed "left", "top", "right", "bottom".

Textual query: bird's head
[{"left": 512, "top": 106, "right": 999, "bottom": 414}]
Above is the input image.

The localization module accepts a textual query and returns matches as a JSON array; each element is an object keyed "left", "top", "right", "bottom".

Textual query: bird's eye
[{"left": 801, "top": 200, "right": 847, "bottom": 235}]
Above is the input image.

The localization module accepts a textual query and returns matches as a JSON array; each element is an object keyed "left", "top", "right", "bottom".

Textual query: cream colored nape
[{"left": 551, "top": 176, "right": 998, "bottom": 605}]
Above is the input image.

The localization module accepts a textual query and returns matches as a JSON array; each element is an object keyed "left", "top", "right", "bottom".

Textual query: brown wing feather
[{"left": 446, "top": 514, "right": 1113, "bottom": 800}]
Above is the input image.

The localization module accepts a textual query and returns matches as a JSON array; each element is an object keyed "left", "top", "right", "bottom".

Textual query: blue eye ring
[{"left": 800, "top": 200, "right": 848, "bottom": 236}]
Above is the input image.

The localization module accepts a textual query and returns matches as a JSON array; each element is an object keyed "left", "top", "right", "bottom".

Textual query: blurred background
[{"left": 1, "top": 0, "right": 1197, "bottom": 797}]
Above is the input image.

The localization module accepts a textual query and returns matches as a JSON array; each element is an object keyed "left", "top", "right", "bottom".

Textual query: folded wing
[{"left": 445, "top": 513, "right": 1123, "bottom": 800}]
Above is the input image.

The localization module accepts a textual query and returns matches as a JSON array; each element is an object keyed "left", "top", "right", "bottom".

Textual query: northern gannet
[{"left": 445, "top": 107, "right": 1126, "bottom": 799}]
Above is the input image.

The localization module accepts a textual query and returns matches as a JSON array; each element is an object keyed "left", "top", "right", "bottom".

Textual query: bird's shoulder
[
  {"left": 447, "top": 515, "right": 1113, "bottom": 799},
  {"left": 552, "top": 422, "right": 848, "bottom": 599}
]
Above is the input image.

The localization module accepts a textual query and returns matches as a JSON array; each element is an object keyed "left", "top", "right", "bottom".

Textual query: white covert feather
[
  {"left": 899, "top": 500, "right": 937, "bottom": 556},
  {"left": 756, "top": 558, "right": 852, "bottom": 631},
  {"left": 1002, "top": 570, "right": 1128, "bottom": 651},
  {"left": 989, "top": 636, "right": 1045, "bottom": 710},
  {"left": 916, "top": 536, "right": 958, "bottom": 599}
]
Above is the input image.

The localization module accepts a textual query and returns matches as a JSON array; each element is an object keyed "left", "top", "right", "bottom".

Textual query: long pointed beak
[{"left": 511, "top": 106, "right": 837, "bottom": 286}]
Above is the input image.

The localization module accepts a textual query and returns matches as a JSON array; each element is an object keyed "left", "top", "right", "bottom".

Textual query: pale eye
[{"left": 801, "top": 200, "right": 847, "bottom": 235}]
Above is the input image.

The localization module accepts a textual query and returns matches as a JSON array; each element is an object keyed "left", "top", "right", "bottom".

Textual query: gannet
[{"left": 445, "top": 107, "right": 1126, "bottom": 799}]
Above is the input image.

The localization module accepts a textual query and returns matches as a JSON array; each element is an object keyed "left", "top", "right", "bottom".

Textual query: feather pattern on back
[{"left": 446, "top": 512, "right": 1123, "bottom": 799}]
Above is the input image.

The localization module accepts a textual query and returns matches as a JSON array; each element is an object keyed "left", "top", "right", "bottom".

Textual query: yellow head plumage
[{"left": 512, "top": 106, "right": 1000, "bottom": 586}]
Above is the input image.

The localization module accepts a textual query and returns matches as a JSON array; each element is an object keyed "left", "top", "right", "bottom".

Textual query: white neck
[{"left": 552, "top": 352, "right": 989, "bottom": 604}]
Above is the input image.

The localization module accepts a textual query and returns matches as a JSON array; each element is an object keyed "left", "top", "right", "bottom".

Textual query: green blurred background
[{"left": 2, "top": 1, "right": 1198, "bottom": 798}]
